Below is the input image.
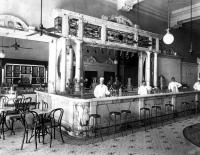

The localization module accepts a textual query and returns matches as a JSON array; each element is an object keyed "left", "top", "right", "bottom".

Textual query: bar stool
[
  {"left": 108, "top": 111, "right": 122, "bottom": 137},
  {"left": 121, "top": 110, "right": 132, "bottom": 135},
  {"left": 140, "top": 107, "right": 151, "bottom": 131},
  {"left": 191, "top": 100, "right": 199, "bottom": 115},
  {"left": 89, "top": 114, "right": 103, "bottom": 141},
  {"left": 151, "top": 105, "right": 162, "bottom": 127},
  {"left": 165, "top": 101, "right": 175, "bottom": 122},
  {"left": 181, "top": 102, "right": 190, "bottom": 116}
]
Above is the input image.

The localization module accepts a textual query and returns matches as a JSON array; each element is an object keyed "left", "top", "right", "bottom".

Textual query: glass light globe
[
  {"left": 114, "top": 59, "right": 118, "bottom": 64},
  {"left": 163, "top": 29, "right": 174, "bottom": 45},
  {"left": 0, "top": 50, "right": 5, "bottom": 58}
]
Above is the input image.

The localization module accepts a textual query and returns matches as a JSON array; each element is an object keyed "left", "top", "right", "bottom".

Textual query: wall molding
[{"left": 171, "top": 3, "right": 200, "bottom": 28}]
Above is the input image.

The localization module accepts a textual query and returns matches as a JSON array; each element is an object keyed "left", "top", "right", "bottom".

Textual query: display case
[{"left": 4, "top": 63, "right": 46, "bottom": 85}]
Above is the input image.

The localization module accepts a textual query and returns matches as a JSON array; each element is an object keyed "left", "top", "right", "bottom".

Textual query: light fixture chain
[{"left": 167, "top": 0, "right": 170, "bottom": 29}]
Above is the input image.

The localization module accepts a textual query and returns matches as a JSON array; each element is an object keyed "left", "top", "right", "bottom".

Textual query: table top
[
  {"left": 0, "top": 107, "right": 15, "bottom": 113},
  {"left": 32, "top": 109, "right": 51, "bottom": 115}
]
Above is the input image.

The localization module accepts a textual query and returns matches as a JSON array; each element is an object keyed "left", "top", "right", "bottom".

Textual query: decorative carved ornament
[
  {"left": 86, "top": 56, "right": 97, "bottom": 63},
  {"left": 0, "top": 15, "right": 29, "bottom": 31},
  {"left": 117, "top": 0, "right": 144, "bottom": 11},
  {"left": 105, "top": 58, "right": 114, "bottom": 64},
  {"left": 101, "top": 15, "right": 133, "bottom": 27}
]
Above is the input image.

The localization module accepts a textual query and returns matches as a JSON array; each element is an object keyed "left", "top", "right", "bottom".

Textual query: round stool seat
[
  {"left": 110, "top": 111, "right": 121, "bottom": 116},
  {"left": 152, "top": 105, "right": 161, "bottom": 110},
  {"left": 165, "top": 103, "right": 174, "bottom": 107},
  {"left": 140, "top": 107, "right": 150, "bottom": 111},
  {"left": 89, "top": 114, "right": 101, "bottom": 118},
  {"left": 121, "top": 110, "right": 131, "bottom": 114},
  {"left": 181, "top": 102, "right": 190, "bottom": 105}
]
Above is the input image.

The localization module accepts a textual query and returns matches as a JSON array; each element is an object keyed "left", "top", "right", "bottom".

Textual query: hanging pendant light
[
  {"left": 189, "top": 0, "right": 193, "bottom": 54},
  {"left": 163, "top": 0, "right": 174, "bottom": 45},
  {"left": 113, "top": 49, "right": 118, "bottom": 64}
]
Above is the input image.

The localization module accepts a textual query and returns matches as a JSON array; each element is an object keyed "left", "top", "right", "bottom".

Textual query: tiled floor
[{"left": 1, "top": 115, "right": 200, "bottom": 155}]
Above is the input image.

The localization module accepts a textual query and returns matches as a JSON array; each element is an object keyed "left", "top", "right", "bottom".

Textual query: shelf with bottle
[
  {"left": 69, "top": 18, "right": 78, "bottom": 36},
  {"left": 83, "top": 23, "right": 101, "bottom": 39}
]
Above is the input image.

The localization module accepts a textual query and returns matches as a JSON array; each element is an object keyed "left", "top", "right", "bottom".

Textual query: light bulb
[
  {"left": 114, "top": 58, "right": 118, "bottom": 64},
  {"left": 0, "top": 51, "right": 5, "bottom": 58},
  {"left": 163, "top": 29, "right": 174, "bottom": 45}
]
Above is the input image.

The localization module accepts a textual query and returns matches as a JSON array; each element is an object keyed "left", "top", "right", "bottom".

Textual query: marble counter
[{"left": 35, "top": 90, "right": 200, "bottom": 137}]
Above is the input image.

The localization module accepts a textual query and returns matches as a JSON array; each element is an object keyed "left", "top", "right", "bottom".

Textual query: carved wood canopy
[{"left": 0, "top": 15, "right": 29, "bottom": 31}]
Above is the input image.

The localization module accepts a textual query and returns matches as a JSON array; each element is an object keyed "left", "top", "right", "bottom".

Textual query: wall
[
  {"left": 181, "top": 62, "right": 198, "bottom": 87},
  {"left": 158, "top": 56, "right": 181, "bottom": 87},
  {"left": 84, "top": 62, "right": 117, "bottom": 78}
]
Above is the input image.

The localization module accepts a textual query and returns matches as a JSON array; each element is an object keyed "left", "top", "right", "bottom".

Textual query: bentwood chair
[
  {"left": 0, "top": 96, "right": 9, "bottom": 107},
  {"left": 20, "top": 110, "right": 41, "bottom": 150},
  {"left": 6, "top": 98, "right": 26, "bottom": 135},
  {"left": 43, "top": 108, "right": 64, "bottom": 147},
  {"left": 0, "top": 111, "right": 7, "bottom": 140}
]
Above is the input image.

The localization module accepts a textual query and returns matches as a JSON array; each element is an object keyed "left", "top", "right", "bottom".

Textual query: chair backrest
[
  {"left": 0, "top": 96, "right": 9, "bottom": 107},
  {"left": 16, "top": 95, "right": 25, "bottom": 103},
  {"left": 41, "top": 100, "right": 48, "bottom": 110},
  {"left": 24, "top": 97, "right": 32, "bottom": 103},
  {"left": 20, "top": 110, "right": 40, "bottom": 129},
  {"left": 14, "top": 98, "right": 27, "bottom": 113},
  {"left": 49, "top": 108, "right": 64, "bottom": 125}
]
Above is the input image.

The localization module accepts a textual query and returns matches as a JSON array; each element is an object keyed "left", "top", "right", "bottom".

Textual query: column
[
  {"left": 2, "top": 68, "right": 4, "bottom": 84},
  {"left": 134, "top": 31, "right": 138, "bottom": 48},
  {"left": 48, "top": 39, "right": 57, "bottom": 93},
  {"left": 60, "top": 38, "right": 67, "bottom": 93},
  {"left": 66, "top": 46, "right": 73, "bottom": 82},
  {"left": 101, "top": 25, "right": 106, "bottom": 44},
  {"left": 62, "top": 14, "right": 69, "bottom": 37},
  {"left": 153, "top": 52, "right": 158, "bottom": 88},
  {"left": 138, "top": 52, "right": 143, "bottom": 86},
  {"left": 74, "top": 39, "right": 83, "bottom": 93},
  {"left": 78, "top": 18, "right": 83, "bottom": 40},
  {"left": 145, "top": 51, "right": 151, "bottom": 86}
]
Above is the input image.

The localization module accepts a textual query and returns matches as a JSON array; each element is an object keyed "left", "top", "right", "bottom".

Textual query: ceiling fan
[
  {"left": 0, "top": 39, "right": 32, "bottom": 50},
  {"left": 27, "top": 0, "right": 61, "bottom": 38}
]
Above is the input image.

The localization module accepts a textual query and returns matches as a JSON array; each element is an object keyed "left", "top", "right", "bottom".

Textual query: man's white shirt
[
  {"left": 138, "top": 85, "right": 151, "bottom": 95},
  {"left": 193, "top": 82, "right": 200, "bottom": 91},
  {"left": 94, "top": 84, "right": 110, "bottom": 98},
  {"left": 168, "top": 81, "right": 182, "bottom": 92}
]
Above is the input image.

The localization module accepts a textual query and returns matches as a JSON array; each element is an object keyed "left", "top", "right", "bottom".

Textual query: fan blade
[
  {"left": 0, "top": 45, "right": 11, "bottom": 48},
  {"left": 27, "top": 31, "right": 39, "bottom": 36},
  {"left": 18, "top": 47, "right": 32, "bottom": 50}
]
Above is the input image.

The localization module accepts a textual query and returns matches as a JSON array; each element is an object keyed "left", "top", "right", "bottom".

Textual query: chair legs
[
  {"left": 49, "top": 126, "right": 65, "bottom": 148},
  {"left": 59, "top": 126, "right": 65, "bottom": 143},
  {"left": 21, "top": 130, "right": 26, "bottom": 150},
  {"left": 50, "top": 127, "right": 53, "bottom": 148},
  {"left": 21, "top": 129, "right": 39, "bottom": 150}
]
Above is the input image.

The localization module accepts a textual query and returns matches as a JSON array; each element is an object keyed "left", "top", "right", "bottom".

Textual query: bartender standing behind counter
[
  {"left": 193, "top": 78, "right": 200, "bottom": 91},
  {"left": 168, "top": 77, "right": 182, "bottom": 93},
  {"left": 94, "top": 77, "right": 110, "bottom": 98},
  {"left": 138, "top": 81, "right": 151, "bottom": 95}
]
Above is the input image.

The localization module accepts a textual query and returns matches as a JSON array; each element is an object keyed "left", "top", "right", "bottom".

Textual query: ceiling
[
  {"left": 1, "top": 0, "right": 199, "bottom": 28},
  {"left": 0, "top": 0, "right": 200, "bottom": 61},
  {"left": 0, "top": 37, "right": 48, "bottom": 61}
]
